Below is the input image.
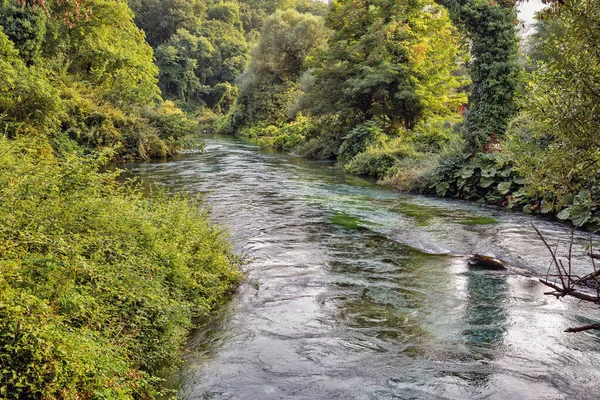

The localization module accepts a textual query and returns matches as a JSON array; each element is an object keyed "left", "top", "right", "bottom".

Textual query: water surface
[{"left": 122, "top": 135, "right": 600, "bottom": 400}]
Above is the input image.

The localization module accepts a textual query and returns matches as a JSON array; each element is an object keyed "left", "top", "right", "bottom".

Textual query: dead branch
[
  {"left": 532, "top": 223, "right": 568, "bottom": 290},
  {"left": 533, "top": 223, "right": 600, "bottom": 332},
  {"left": 587, "top": 252, "right": 600, "bottom": 260},
  {"left": 538, "top": 278, "right": 600, "bottom": 303},
  {"left": 565, "top": 323, "right": 600, "bottom": 333}
]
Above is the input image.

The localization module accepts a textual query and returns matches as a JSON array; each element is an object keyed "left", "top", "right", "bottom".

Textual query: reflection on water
[{"left": 121, "top": 135, "right": 600, "bottom": 400}]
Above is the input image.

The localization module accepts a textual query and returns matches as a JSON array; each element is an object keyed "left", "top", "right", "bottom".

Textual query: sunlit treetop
[{"left": 15, "top": 0, "right": 92, "bottom": 26}]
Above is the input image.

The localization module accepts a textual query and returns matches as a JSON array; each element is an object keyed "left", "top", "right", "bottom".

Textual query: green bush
[
  {"left": 344, "top": 136, "right": 419, "bottom": 178},
  {"left": 338, "top": 121, "right": 386, "bottom": 163},
  {"left": 345, "top": 149, "right": 398, "bottom": 178},
  {"left": 0, "top": 136, "right": 241, "bottom": 398}
]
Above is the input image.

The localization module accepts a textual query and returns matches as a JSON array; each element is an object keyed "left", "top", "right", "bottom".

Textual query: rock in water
[{"left": 468, "top": 254, "right": 507, "bottom": 270}]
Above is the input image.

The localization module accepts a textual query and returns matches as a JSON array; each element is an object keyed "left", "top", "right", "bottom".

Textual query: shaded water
[{"left": 122, "top": 135, "right": 600, "bottom": 400}]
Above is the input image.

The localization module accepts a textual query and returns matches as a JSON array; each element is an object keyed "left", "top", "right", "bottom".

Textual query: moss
[
  {"left": 459, "top": 216, "right": 498, "bottom": 225},
  {"left": 330, "top": 212, "right": 361, "bottom": 229}
]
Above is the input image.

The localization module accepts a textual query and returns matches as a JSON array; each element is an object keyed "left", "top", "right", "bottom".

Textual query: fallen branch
[
  {"left": 533, "top": 223, "right": 600, "bottom": 333},
  {"left": 538, "top": 278, "right": 600, "bottom": 303},
  {"left": 565, "top": 323, "right": 600, "bottom": 333}
]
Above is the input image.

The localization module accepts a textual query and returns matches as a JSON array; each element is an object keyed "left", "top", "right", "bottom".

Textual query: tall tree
[
  {"left": 128, "top": 0, "right": 206, "bottom": 48},
  {"left": 0, "top": 0, "right": 46, "bottom": 64},
  {"left": 308, "top": 0, "right": 466, "bottom": 133},
  {"left": 154, "top": 1, "right": 248, "bottom": 111},
  {"left": 510, "top": 0, "right": 600, "bottom": 209},
  {"left": 442, "top": 0, "right": 520, "bottom": 150},
  {"left": 227, "top": 8, "right": 327, "bottom": 130}
]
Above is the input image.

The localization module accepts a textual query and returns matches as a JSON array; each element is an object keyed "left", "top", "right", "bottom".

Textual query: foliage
[
  {"left": 338, "top": 121, "right": 386, "bottom": 163},
  {"left": 223, "top": 8, "right": 327, "bottom": 132},
  {"left": 0, "top": 0, "right": 197, "bottom": 161},
  {"left": 0, "top": 0, "right": 46, "bottom": 64},
  {"left": 238, "top": 0, "right": 328, "bottom": 36},
  {"left": 0, "top": 27, "right": 63, "bottom": 136},
  {"left": 0, "top": 135, "right": 240, "bottom": 398},
  {"left": 153, "top": 1, "right": 249, "bottom": 112},
  {"left": 53, "top": 0, "right": 161, "bottom": 107},
  {"left": 128, "top": 0, "right": 206, "bottom": 48},
  {"left": 442, "top": 0, "right": 521, "bottom": 150},
  {"left": 308, "top": 0, "right": 467, "bottom": 133},
  {"left": 507, "top": 0, "right": 600, "bottom": 213},
  {"left": 238, "top": 112, "right": 315, "bottom": 151}
]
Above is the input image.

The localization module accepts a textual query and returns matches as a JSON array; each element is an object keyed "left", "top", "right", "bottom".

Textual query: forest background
[{"left": 0, "top": 0, "right": 598, "bottom": 397}]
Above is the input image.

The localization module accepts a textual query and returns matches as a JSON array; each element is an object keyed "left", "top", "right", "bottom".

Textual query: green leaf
[
  {"left": 563, "top": 192, "right": 575, "bottom": 206},
  {"left": 460, "top": 167, "right": 474, "bottom": 179},
  {"left": 479, "top": 177, "right": 494, "bottom": 188},
  {"left": 497, "top": 181, "right": 511, "bottom": 195},
  {"left": 436, "top": 181, "right": 449, "bottom": 196},
  {"left": 570, "top": 205, "right": 592, "bottom": 227},
  {"left": 557, "top": 207, "right": 571, "bottom": 220},
  {"left": 498, "top": 167, "right": 512, "bottom": 178},
  {"left": 513, "top": 176, "right": 526, "bottom": 185},
  {"left": 480, "top": 167, "right": 497, "bottom": 178},
  {"left": 574, "top": 190, "right": 591, "bottom": 206},
  {"left": 540, "top": 200, "right": 553, "bottom": 214}
]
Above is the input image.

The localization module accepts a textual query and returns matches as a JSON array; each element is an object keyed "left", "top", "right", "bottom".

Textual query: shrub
[
  {"left": 338, "top": 121, "right": 386, "bottom": 163},
  {"left": 0, "top": 135, "right": 241, "bottom": 398}
]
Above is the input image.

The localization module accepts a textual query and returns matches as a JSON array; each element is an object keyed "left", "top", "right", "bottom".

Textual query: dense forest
[{"left": 1, "top": 0, "right": 599, "bottom": 398}]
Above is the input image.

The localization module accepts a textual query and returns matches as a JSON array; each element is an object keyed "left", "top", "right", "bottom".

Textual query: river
[{"left": 122, "top": 135, "right": 600, "bottom": 400}]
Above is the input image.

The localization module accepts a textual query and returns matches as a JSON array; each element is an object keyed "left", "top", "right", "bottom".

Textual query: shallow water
[{"left": 122, "top": 135, "right": 600, "bottom": 400}]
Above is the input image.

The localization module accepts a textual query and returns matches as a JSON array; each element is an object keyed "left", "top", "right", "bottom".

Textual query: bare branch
[
  {"left": 532, "top": 223, "right": 568, "bottom": 289},
  {"left": 538, "top": 279, "right": 600, "bottom": 303},
  {"left": 565, "top": 323, "right": 600, "bottom": 333}
]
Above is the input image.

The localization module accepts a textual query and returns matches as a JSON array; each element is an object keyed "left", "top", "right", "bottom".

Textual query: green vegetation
[
  {"left": 459, "top": 216, "right": 498, "bottom": 225},
  {"left": 0, "top": 0, "right": 199, "bottom": 161},
  {"left": 443, "top": 0, "right": 521, "bottom": 150},
  {"left": 204, "top": 0, "right": 598, "bottom": 231},
  {"left": 1, "top": 1, "right": 242, "bottom": 397},
  {"left": 2, "top": 0, "right": 600, "bottom": 395},
  {"left": 330, "top": 212, "right": 361, "bottom": 229},
  {"left": 0, "top": 136, "right": 241, "bottom": 398}
]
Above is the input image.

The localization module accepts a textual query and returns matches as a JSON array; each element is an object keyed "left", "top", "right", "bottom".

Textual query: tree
[
  {"left": 154, "top": 1, "right": 249, "bottom": 111},
  {"left": 127, "top": 0, "right": 206, "bottom": 48},
  {"left": 509, "top": 0, "right": 600, "bottom": 212},
  {"left": 442, "top": 0, "right": 521, "bottom": 150},
  {"left": 155, "top": 29, "right": 212, "bottom": 104},
  {"left": 227, "top": 8, "right": 327, "bottom": 130},
  {"left": 0, "top": 27, "right": 62, "bottom": 136},
  {"left": 238, "top": 0, "right": 328, "bottom": 36},
  {"left": 308, "top": 0, "right": 466, "bottom": 133},
  {"left": 52, "top": 0, "right": 160, "bottom": 107},
  {"left": 0, "top": 0, "right": 46, "bottom": 64}
]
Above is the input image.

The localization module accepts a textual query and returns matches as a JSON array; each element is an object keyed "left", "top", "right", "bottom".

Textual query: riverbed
[{"left": 122, "top": 135, "right": 600, "bottom": 400}]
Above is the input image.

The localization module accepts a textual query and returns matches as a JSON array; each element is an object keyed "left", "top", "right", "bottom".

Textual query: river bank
[{"left": 219, "top": 131, "right": 593, "bottom": 233}]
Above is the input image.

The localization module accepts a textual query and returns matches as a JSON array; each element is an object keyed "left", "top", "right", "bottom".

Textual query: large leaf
[
  {"left": 497, "top": 181, "right": 511, "bottom": 195},
  {"left": 573, "top": 190, "right": 591, "bottom": 207},
  {"left": 479, "top": 177, "right": 494, "bottom": 188},
  {"left": 513, "top": 176, "right": 527, "bottom": 185},
  {"left": 481, "top": 167, "right": 497, "bottom": 178},
  {"left": 570, "top": 205, "right": 592, "bottom": 227},
  {"left": 540, "top": 200, "right": 554, "bottom": 214},
  {"left": 557, "top": 207, "right": 571, "bottom": 220},
  {"left": 460, "top": 167, "right": 474, "bottom": 179},
  {"left": 498, "top": 167, "right": 512, "bottom": 178},
  {"left": 436, "top": 181, "right": 449, "bottom": 196}
]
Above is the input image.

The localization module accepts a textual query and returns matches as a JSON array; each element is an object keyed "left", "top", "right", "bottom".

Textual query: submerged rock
[{"left": 391, "top": 229, "right": 452, "bottom": 255}]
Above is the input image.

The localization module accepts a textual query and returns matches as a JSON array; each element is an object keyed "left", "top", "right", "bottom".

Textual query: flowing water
[{"left": 122, "top": 135, "right": 600, "bottom": 400}]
